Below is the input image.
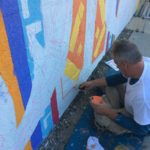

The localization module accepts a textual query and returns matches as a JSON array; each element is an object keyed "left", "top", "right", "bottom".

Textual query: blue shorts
[{"left": 115, "top": 113, "right": 150, "bottom": 136}]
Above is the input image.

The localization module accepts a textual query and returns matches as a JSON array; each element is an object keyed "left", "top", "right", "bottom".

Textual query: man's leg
[
  {"left": 94, "top": 112, "right": 128, "bottom": 134},
  {"left": 93, "top": 84, "right": 130, "bottom": 134},
  {"left": 115, "top": 113, "right": 150, "bottom": 136},
  {"left": 105, "top": 85, "right": 150, "bottom": 136},
  {"left": 104, "top": 84, "right": 126, "bottom": 109}
]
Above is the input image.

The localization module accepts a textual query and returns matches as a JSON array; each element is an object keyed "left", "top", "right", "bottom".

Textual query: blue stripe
[
  {"left": 31, "top": 122, "right": 43, "bottom": 150},
  {"left": 1, "top": 0, "right": 32, "bottom": 108}
]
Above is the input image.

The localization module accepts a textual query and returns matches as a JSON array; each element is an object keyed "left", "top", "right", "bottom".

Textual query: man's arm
[
  {"left": 79, "top": 72, "right": 127, "bottom": 90},
  {"left": 106, "top": 72, "right": 127, "bottom": 86},
  {"left": 89, "top": 77, "right": 107, "bottom": 87},
  {"left": 79, "top": 77, "right": 107, "bottom": 90}
]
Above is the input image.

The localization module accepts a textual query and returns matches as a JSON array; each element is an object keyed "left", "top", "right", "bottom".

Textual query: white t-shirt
[{"left": 125, "top": 57, "right": 150, "bottom": 125}]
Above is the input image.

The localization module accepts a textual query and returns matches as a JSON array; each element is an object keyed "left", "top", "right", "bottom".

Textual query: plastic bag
[{"left": 86, "top": 136, "right": 104, "bottom": 150}]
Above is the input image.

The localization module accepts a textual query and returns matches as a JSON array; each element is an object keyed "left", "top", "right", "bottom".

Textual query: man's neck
[{"left": 131, "top": 60, "right": 144, "bottom": 79}]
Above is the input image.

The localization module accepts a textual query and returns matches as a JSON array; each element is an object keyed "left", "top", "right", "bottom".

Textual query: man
[{"left": 80, "top": 40, "right": 150, "bottom": 136}]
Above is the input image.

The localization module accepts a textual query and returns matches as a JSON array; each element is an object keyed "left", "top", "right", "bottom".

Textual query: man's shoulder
[
  {"left": 144, "top": 57, "right": 150, "bottom": 69},
  {"left": 144, "top": 56, "right": 150, "bottom": 62}
]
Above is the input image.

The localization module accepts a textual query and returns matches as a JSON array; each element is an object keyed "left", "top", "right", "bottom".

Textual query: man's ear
[{"left": 121, "top": 60, "right": 129, "bottom": 69}]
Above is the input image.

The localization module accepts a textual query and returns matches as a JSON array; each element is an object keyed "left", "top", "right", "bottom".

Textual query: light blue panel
[
  {"left": 18, "top": 0, "right": 45, "bottom": 80},
  {"left": 40, "top": 106, "right": 54, "bottom": 139}
]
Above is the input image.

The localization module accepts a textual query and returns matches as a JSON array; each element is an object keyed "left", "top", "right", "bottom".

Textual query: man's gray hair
[{"left": 111, "top": 40, "right": 142, "bottom": 64}]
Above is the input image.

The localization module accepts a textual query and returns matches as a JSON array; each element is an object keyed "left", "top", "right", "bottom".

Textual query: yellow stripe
[
  {"left": 64, "top": 59, "right": 80, "bottom": 80},
  {"left": 77, "top": 43, "right": 82, "bottom": 55},
  {"left": 25, "top": 141, "right": 32, "bottom": 150},
  {"left": 0, "top": 13, "right": 25, "bottom": 126},
  {"left": 0, "top": 12, "right": 33, "bottom": 150},
  {"left": 69, "top": 2, "right": 84, "bottom": 52},
  {"left": 99, "top": 0, "right": 105, "bottom": 25},
  {"left": 94, "top": 25, "right": 106, "bottom": 57},
  {"left": 95, "top": 27, "right": 100, "bottom": 39}
]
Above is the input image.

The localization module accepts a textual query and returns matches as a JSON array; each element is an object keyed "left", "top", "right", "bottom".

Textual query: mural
[{"left": 0, "top": 0, "right": 139, "bottom": 149}]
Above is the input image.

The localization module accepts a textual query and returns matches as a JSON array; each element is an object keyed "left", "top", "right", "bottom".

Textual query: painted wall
[{"left": 0, "top": 0, "right": 141, "bottom": 149}]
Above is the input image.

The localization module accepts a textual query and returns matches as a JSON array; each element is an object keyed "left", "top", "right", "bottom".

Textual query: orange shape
[{"left": 91, "top": 96, "right": 103, "bottom": 104}]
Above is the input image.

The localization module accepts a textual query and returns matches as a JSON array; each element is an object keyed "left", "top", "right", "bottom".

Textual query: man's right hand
[
  {"left": 79, "top": 81, "right": 95, "bottom": 90},
  {"left": 79, "top": 78, "right": 107, "bottom": 90}
]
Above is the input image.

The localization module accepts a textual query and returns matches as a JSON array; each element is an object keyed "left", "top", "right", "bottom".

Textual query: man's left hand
[
  {"left": 90, "top": 99, "right": 118, "bottom": 120},
  {"left": 90, "top": 100, "right": 110, "bottom": 115}
]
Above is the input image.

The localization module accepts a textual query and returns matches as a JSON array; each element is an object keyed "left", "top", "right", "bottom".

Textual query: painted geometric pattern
[
  {"left": 0, "top": 12, "right": 25, "bottom": 127},
  {"left": 92, "top": 0, "right": 106, "bottom": 63},
  {"left": 116, "top": 0, "right": 120, "bottom": 17},
  {"left": 64, "top": 0, "right": 87, "bottom": 81},
  {"left": 0, "top": 9, "right": 33, "bottom": 150}
]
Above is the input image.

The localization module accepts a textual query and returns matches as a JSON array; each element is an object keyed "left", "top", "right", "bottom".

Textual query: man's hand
[
  {"left": 79, "top": 78, "right": 107, "bottom": 90},
  {"left": 90, "top": 100, "right": 109, "bottom": 115},
  {"left": 90, "top": 99, "right": 118, "bottom": 120},
  {"left": 79, "top": 81, "right": 95, "bottom": 90}
]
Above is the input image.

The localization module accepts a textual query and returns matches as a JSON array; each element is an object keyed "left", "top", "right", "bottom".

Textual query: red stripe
[
  {"left": 51, "top": 89, "right": 59, "bottom": 124},
  {"left": 106, "top": 31, "right": 110, "bottom": 52}
]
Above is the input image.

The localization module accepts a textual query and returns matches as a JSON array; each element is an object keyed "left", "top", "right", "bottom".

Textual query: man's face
[{"left": 114, "top": 59, "right": 130, "bottom": 77}]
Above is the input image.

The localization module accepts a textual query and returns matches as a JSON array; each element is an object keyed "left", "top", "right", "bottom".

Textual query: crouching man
[{"left": 80, "top": 40, "right": 150, "bottom": 136}]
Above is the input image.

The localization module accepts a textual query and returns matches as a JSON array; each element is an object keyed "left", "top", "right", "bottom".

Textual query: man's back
[{"left": 125, "top": 57, "right": 150, "bottom": 125}]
